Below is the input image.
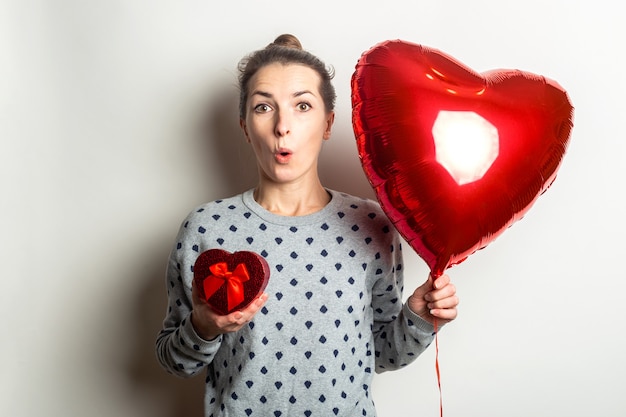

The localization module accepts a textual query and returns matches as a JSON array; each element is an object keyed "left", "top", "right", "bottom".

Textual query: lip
[{"left": 274, "top": 148, "right": 293, "bottom": 164}]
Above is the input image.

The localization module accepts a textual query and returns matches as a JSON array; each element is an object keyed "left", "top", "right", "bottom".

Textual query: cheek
[
  {"left": 248, "top": 117, "right": 275, "bottom": 138},
  {"left": 245, "top": 123, "right": 267, "bottom": 144},
  {"left": 249, "top": 140, "right": 267, "bottom": 158}
]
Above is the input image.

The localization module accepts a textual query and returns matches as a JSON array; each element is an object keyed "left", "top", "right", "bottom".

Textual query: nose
[{"left": 274, "top": 108, "right": 290, "bottom": 137}]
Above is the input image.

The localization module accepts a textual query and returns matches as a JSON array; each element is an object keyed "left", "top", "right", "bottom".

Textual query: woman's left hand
[{"left": 407, "top": 273, "right": 458, "bottom": 326}]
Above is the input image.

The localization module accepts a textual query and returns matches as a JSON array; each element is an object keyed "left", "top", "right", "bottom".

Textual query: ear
[
  {"left": 323, "top": 111, "right": 335, "bottom": 140},
  {"left": 240, "top": 118, "right": 250, "bottom": 143}
]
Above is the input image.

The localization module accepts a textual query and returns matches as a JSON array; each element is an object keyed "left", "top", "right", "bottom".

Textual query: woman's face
[{"left": 240, "top": 63, "right": 334, "bottom": 186}]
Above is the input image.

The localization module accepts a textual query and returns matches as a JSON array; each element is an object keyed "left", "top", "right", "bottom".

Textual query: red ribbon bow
[{"left": 203, "top": 262, "right": 250, "bottom": 312}]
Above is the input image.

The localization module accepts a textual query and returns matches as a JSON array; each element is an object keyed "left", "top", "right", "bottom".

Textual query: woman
[{"left": 156, "top": 34, "right": 459, "bottom": 417}]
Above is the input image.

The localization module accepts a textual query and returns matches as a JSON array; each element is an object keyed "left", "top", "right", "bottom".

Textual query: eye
[
  {"left": 297, "top": 102, "right": 312, "bottom": 112},
  {"left": 253, "top": 103, "right": 272, "bottom": 113}
]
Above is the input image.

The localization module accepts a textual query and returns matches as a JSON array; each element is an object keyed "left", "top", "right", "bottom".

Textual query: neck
[{"left": 254, "top": 180, "right": 330, "bottom": 217}]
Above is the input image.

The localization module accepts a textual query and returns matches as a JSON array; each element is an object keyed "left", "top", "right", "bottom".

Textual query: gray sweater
[{"left": 156, "top": 189, "right": 437, "bottom": 417}]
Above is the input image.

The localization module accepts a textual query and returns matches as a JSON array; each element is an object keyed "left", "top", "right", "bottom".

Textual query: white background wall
[{"left": 2, "top": 1, "right": 624, "bottom": 416}]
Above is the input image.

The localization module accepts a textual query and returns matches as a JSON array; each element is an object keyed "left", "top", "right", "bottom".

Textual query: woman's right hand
[{"left": 190, "top": 280, "right": 268, "bottom": 341}]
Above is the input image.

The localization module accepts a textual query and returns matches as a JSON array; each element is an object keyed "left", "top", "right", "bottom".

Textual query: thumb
[{"left": 414, "top": 273, "right": 436, "bottom": 297}]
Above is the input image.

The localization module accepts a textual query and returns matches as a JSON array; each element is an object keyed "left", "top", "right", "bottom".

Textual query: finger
[
  {"left": 431, "top": 302, "right": 458, "bottom": 319},
  {"left": 250, "top": 292, "right": 268, "bottom": 310},
  {"left": 224, "top": 293, "right": 268, "bottom": 326},
  {"left": 430, "top": 283, "right": 457, "bottom": 302},
  {"left": 223, "top": 310, "right": 246, "bottom": 326},
  {"left": 432, "top": 273, "right": 450, "bottom": 290},
  {"left": 191, "top": 280, "right": 199, "bottom": 299},
  {"left": 428, "top": 294, "right": 459, "bottom": 310},
  {"left": 191, "top": 280, "right": 209, "bottom": 306},
  {"left": 431, "top": 309, "right": 457, "bottom": 322},
  {"left": 413, "top": 275, "right": 436, "bottom": 299},
  {"left": 236, "top": 293, "right": 268, "bottom": 318},
  {"left": 425, "top": 274, "right": 449, "bottom": 300}
]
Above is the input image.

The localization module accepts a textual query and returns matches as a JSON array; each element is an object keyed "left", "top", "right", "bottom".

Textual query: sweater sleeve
[
  {"left": 155, "top": 225, "right": 222, "bottom": 378},
  {"left": 371, "top": 235, "right": 437, "bottom": 373}
]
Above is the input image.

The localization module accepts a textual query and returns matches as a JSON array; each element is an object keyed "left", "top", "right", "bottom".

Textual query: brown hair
[{"left": 237, "top": 34, "right": 336, "bottom": 119}]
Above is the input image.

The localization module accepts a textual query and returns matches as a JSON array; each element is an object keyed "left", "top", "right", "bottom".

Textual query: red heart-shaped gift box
[{"left": 193, "top": 249, "right": 270, "bottom": 315}]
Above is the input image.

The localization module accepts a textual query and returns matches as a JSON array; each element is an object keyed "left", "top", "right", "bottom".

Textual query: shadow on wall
[
  {"left": 124, "top": 84, "right": 255, "bottom": 417},
  {"left": 319, "top": 136, "right": 375, "bottom": 200},
  {"left": 126, "top": 239, "right": 205, "bottom": 417},
  {"left": 194, "top": 84, "right": 258, "bottom": 201},
  {"left": 124, "top": 81, "right": 374, "bottom": 416}
]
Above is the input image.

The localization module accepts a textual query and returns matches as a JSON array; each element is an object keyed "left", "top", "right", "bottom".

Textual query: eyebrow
[
  {"left": 251, "top": 90, "right": 316, "bottom": 99},
  {"left": 293, "top": 90, "right": 315, "bottom": 98}
]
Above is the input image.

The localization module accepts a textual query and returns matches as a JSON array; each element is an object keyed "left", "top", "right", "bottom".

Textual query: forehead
[{"left": 249, "top": 63, "right": 322, "bottom": 94}]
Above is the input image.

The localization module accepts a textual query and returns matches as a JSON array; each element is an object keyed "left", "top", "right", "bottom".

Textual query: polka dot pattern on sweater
[{"left": 156, "top": 189, "right": 436, "bottom": 417}]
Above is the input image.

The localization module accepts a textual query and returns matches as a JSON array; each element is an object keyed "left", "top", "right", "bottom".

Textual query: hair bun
[{"left": 268, "top": 34, "right": 303, "bottom": 50}]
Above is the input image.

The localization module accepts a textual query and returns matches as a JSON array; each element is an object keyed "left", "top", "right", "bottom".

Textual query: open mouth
[{"left": 275, "top": 148, "right": 293, "bottom": 163}]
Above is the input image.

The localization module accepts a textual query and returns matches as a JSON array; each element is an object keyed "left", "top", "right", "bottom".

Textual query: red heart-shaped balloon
[
  {"left": 351, "top": 40, "right": 574, "bottom": 277},
  {"left": 193, "top": 249, "right": 270, "bottom": 315}
]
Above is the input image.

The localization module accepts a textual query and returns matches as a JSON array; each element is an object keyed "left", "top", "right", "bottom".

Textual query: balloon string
[
  {"left": 434, "top": 317, "right": 443, "bottom": 417},
  {"left": 432, "top": 272, "right": 443, "bottom": 417}
]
